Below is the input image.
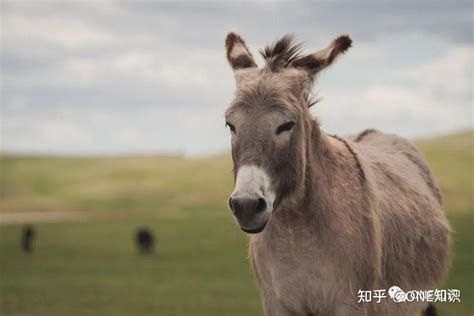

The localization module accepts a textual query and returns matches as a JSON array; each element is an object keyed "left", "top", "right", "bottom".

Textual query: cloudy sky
[{"left": 1, "top": 1, "right": 472, "bottom": 155}]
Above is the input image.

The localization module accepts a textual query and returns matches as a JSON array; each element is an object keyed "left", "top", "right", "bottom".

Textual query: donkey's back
[
  {"left": 348, "top": 129, "right": 451, "bottom": 314},
  {"left": 349, "top": 128, "right": 442, "bottom": 204}
]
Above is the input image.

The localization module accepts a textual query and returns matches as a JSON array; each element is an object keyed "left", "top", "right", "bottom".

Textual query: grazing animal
[
  {"left": 224, "top": 33, "right": 451, "bottom": 316},
  {"left": 21, "top": 225, "right": 35, "bottom": 253},
  {"left": 135, "top": 227, "right": 155, "bottom": 254}
]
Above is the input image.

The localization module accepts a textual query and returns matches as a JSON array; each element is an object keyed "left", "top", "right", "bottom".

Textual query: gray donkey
[{"left": 224, "top": 33, "right": 451, "bottom": 316}]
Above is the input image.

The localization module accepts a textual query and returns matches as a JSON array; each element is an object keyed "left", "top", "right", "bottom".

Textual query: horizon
[{"left": 1, "top": 129, "right": 471, "bottom": 157}]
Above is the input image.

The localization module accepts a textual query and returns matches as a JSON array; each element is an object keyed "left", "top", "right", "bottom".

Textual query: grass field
[{"left": 0, "top": 131, "right": 472, "bottom": 315}]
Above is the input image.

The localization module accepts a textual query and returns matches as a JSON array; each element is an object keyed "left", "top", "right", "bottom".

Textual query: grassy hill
[
  {"left": 0, "top": 131, "right": 472, "bottom": 315},
  {"left": 416, "top": 130, "right": 473, "bottom": 213},
  {"left": 0, "top": 154, "right": 233, "bottom": 215}
]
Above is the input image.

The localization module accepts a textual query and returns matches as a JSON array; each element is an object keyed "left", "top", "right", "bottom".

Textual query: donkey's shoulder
[
  {"left": 346, "top": 129, "right": 442, "bottom": 204},
  {"left": 350, "top": 128, "right": 379, "bottom": 143},
  {"left": 346, "top": 129, "right": 415, "bottom": 153}
]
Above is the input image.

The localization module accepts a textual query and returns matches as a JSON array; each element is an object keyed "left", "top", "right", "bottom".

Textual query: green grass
[
  {"left": 416, "top": 130, "right": 473, "bottom": 214},
  {"left": 415, "top": 131, "right": 473, "bottom": 315},
  {"left": 0, "top": 131, "right": 472, "bottom": 315},
  {"left": 0, "top": 210, "right": 261, "bottom": 316}
]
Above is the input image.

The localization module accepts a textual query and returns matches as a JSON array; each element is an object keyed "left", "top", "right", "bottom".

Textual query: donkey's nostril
[
  {"left": 256, "top": 198, "right": 266, "bottom": 213},
  {"left": 229, "top": 196, "right": 267, "bottom": 217}
]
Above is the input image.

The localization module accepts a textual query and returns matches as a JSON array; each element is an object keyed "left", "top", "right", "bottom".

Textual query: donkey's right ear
[{"left": 225, "top": 32, "right": 257, "bottom": 70}]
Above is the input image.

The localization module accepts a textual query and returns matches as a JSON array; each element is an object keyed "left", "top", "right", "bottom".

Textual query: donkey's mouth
[{"left": 240, "top": 219, "right": 269, "bottom": 234}]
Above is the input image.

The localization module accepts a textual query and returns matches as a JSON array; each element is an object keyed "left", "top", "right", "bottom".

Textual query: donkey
[{"left": 224, "top": 33, "right": 451, "bottom": 316}]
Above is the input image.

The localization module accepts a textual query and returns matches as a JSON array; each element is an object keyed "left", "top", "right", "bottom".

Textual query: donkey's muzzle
[
  {"left": 229, "top": 196, "right": 269, "bottom": 234},
  {"left": 229, "top": 196, "right": 266, "bottom": 217}
]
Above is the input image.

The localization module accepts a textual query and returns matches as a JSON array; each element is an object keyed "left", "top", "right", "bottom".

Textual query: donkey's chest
[{"left": 250, "top": 235, "right": 339, "bottom": 313}]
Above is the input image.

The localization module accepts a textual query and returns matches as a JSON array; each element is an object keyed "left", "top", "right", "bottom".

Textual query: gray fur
[{"left": 224, "top": 33, "right": 451, "bottom": 316}]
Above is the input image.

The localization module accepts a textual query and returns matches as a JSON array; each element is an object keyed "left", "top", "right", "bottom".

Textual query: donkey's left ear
[
  {"left": 293, "top": 35, "right": 352, "bottom": 75},
  {"left": 225, "top": 32, "right": 257, "bottom": 70}
]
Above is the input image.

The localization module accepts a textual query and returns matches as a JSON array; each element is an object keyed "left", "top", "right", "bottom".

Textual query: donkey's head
[{"left": 224, "top": 33, "right": 351, "bottom": 234}]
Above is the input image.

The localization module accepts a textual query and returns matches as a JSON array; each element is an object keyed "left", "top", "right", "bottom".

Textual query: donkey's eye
[
  {"left": 276, "top": 121, "right": 296, "bottom": 135},
  {"left": 226, "top": 121, "right": 236, "bottom": 133}
]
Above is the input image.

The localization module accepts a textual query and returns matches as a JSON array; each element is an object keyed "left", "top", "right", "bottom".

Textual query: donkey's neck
[{"left": 273, "top": 124, "right": 364, "bottom": 231}]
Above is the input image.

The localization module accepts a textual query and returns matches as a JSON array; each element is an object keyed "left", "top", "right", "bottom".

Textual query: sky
[{"left": 1, "top": 1, "right": 472, "bottom": 155}]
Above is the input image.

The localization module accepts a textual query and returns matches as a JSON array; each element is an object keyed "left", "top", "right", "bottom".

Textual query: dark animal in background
[
  {"left": 135, "top": 227, "right": 155, "bottom": 254},
  {"left": 21, "top": 225, "right": 35, "bottom": 253}
]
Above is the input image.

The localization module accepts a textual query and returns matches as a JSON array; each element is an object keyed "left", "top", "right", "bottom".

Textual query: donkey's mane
[
  {"left": 259, "top": 34, "right": 304, "bottom": 71},
  {"left": 259, "top": 35, "right": 321, "bottom": 108}
]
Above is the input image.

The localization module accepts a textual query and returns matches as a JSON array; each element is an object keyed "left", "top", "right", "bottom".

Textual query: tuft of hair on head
[
  {"left": 259, "top": 34, "right": 304, "bottom": 71},
  {"left": 225, "top": 32, "right": 257, "bottom": 70}
]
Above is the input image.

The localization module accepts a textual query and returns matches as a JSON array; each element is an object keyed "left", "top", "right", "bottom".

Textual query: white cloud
[
  {"left": 402, "top": 45, "right": 473, "bottom": 100},
  {"left": 2, "top": 14, "right": 118, "bottom": 58},
  {"left": 316, "top": 43, "right": 473, "bottom": 137},
  {"left": 1, "top": 1, "right": 472, "bottom": 155},
  {"left": 1, "top": 98, "right": 229, "bottom": 155}
]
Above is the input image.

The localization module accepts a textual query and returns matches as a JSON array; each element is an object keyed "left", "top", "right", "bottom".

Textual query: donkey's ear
[
  {"left": 225, "top": 32, "right": 257, "bottom": 70},
  {"left": 293, "top": 35, "right": 352, "bottom": 75}
]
